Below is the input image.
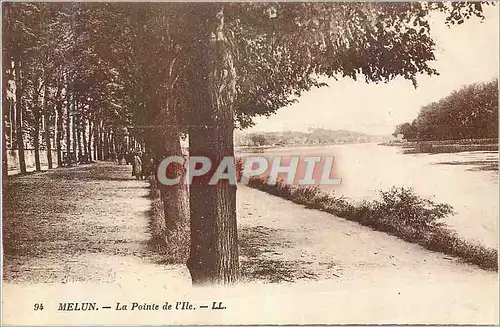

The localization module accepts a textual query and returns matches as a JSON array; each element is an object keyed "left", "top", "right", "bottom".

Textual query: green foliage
[
  {"left": 393, "top": 123, "right": 417, "bottom": 140},
  {"left": 5, "top": 2, "right": 492, "bottom": 135},
  {"left": 201, "top": 2, "right": 490, "bottom": 128},
  {"left": 239, "top": 129, "right": 387, "bottom": 147},
  {"left": 395, "top": 79, "right": 498, "bottom": 141},
  {"left": 374, "top": 187, "right": 453, "bottom": 229},
  {"left": 248, "top": 134, "right": 268, "bottom": 147},
  {"left": 3, "top": 2, "right": 126, "bottom": 144}
]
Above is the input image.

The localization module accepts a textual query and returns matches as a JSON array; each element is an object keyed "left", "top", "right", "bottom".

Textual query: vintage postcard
[{"left": 1, "top": 1, "right": 498, "bottom": 325}]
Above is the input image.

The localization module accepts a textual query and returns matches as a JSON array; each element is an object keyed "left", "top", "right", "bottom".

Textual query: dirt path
[
  {"left": 2, "top": 162, "right": 190, "bottom": 285},
  {"left": 2, "top": 163, "right": 498, "bottom": 324}
]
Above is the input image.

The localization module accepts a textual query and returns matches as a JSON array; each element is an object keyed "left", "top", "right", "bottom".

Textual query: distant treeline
[
  {"left": 236, "top": 128, "right": 390, "bottom": 147},
  {"left": 394, "top": 79, "right": 498, "bottom": 141}
]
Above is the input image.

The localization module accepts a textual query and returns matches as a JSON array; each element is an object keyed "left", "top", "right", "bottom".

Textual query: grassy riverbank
[{"left": 247, "top": 177, "right": 498, "bottom": 271}]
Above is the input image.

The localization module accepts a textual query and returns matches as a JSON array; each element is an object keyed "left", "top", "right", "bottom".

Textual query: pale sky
[{"left": 247, "top": 6, "right": 499, "bottom": 136}]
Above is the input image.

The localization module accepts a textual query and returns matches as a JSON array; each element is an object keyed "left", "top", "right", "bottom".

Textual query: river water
[{"left": 238, "top": 143, "right": 498, "bottom": 249}]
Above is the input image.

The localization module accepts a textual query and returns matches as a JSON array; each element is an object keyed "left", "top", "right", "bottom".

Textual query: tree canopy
[{"left": 394, "top": 79, "right": 498, "bottom": 141}]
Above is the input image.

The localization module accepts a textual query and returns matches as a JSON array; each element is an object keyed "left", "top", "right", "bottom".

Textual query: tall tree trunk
[
  {"left": 96, "top": 119, "right": 102, "bottom": 160},
  {"left": 14, "top": 59, "right": 26, "bottom": 174},
  {"left": 99, "top": 125, "right": 103, "bottom": 160},
  {"left": 82, "top": 119, "right": 88, "bottom": 162},
  {"left": 2, "top": 57, "right": 9, "bottom": 181},
  {"left": 32, "top": 79, "right": 42, "bottom": 172},
  {"left": 65, "top": 93, "right": 72, "bottom": 165},
  {"left": 77, "top": 125, "right": 82, "bottom": 163},
  {"left": 2, "top": 117, "right": 7, "bottom": 181},
  {"left": 55, "top": 88, "right": 63, "bottom": 167},
  {"left": 102, "top": 128, "right": 106, "bottom": 160},
  {"left": 43, "top": 83, "right": 53, "bottom": 169},
  {"left": 110, "top": 132, "right": 115, "bottom": 160},
  {"left": 186, "top": 4, "right": 239, "bottom": 285},
  {"left": 150, "top": 125, "right": 190, "bottom": 242},
  {"left": 72, "top": 98, "right": 77, "bottom": 161},
  {"left": 88, "top": 119, "right": 93, "bottom": 162},
  {"left": 43, "top": 112, "right": 52, "bottom": 169},
  {"left": 103, "top": 128, "right": 109, "bottom": 160},
  {"left": 33, "top": 111, "right": 41, "bottom": 172},
  {"left": 93, "top": 119, "right": 97, "bottom": 161}
]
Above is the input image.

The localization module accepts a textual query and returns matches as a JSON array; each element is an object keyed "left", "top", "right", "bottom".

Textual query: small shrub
[
  {"left": 324, "top": 197, "right": 355, "bottom": 217},
  {"left": 292, "top": 186, "right": 323, "bottom": 206},
  {"left": 275, "top": 180, "right": 293, "bottom": 199},
  {"left": 373, "top": 187, "right": 453, "bottom": 230},
  {"left": 248, "top": 176, "right": 267, "bottom": 190}
]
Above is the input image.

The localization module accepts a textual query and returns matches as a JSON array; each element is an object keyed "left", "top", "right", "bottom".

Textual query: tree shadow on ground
[{"left": 238, "top": 225, "right": 318, "bottom": 283}]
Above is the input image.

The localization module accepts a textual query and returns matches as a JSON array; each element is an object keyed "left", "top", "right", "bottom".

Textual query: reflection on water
[{"left": 238, "top": 143, "right": 499, "bottom": 249}]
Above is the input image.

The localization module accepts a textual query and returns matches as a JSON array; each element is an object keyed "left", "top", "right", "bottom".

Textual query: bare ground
[
  {"left": 2, "top": 162, "right": 498, "bottom": 324},
  {"left": 2, "top": 162, "right": 190, "bottom": 284}
]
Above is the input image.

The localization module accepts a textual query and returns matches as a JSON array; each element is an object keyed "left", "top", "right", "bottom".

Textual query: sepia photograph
[{"left": 1, "top": 1, "right": 499, "bottom": 325}]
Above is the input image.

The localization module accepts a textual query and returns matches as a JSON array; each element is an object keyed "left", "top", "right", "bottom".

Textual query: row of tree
[
  {"left": 2, "top": 2, "right": 489, "bottom": 284},
  {"left": 238, "top": 128, "right": 389, "bottom": 147},
  {"left": 393, "top": 79, "right": 498, "bottom": 141},
  {"left": 2, "top": 3, "right": 139, "bottom": 175}
]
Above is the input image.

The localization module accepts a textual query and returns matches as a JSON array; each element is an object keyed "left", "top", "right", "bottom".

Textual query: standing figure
[{"left": 132, "top": 152, "right": 143, "bottom": 180}]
